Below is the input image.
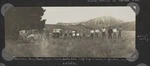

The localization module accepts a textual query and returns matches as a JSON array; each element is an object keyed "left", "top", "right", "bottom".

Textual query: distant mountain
[
  {"left": 79, "top": 16, "right": 123, "bottom": 29},
  {"left": 45, "top": 16, "right": 135, "bottom": 32}
]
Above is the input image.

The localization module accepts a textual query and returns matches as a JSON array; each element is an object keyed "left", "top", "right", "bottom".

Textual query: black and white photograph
[{"left": 5, "top": 7, "right": 135, "bottom": 57}]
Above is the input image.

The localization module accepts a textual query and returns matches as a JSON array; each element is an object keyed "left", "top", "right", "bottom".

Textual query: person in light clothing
[
  {"left": 101, "top": 27, "right": 106, "bottom": 39},
  {"left": 90, "top": 30, "right": 95, "bottom": 38},
  {"left": 76, "top": 32, "right": 81, "bottom": 39},
  {"left": 113, "top": 28, "right": 117, "bottom": 39},
  {"left": 95, "top": 29, "right": 100, "bottom": 38},
  {"left": 72, "top": 30, "right": 76, "bottom": 38}
]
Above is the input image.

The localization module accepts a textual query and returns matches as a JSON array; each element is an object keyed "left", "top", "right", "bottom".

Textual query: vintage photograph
[{"left": 5, "top": 7, "right": 135, "bottom": 57}]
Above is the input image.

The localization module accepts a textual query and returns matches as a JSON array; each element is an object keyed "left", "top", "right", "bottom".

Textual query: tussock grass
[{"left": 5, "top": 31, "right": 135, "bottom": 58}]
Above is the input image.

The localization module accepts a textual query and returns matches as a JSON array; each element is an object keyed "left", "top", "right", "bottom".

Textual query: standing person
[
  {"left": 118, "top": 26, "right": 122, "bottom": 38},
  {"left": 101, "top": 27, "right": 106, "bottom": 39},
  {"left": 82, "top": 30, "right": 86, "bottom": 38},
  {"left": 80, "top": 32, "right": 84, "bottom": 39},
  {"left": 72, "top": 30, "right": 76, "bottom": 38},
  {"left": 76, "top": 32, "right": 81, "bottom": 39},
  {"left": 112, "top": 27, "right": 117, "bottom": 39},
  {"left": 95, "top": 29, "right": 100, "bottom": 38},
  {"left": 108, "top": 27, "right": 113, "bottom": 39},
  {"left": 64, "top": 30, "right": 68, "bottom": 39},
  {"left": 68, "top": 30, "right": 72, "bottom": 37},
  {"left": 90, "top": 29, "right": 95, "bottom": 38},
  {"left": 59, "top": 29, "right": 63, "bottom": 37}
]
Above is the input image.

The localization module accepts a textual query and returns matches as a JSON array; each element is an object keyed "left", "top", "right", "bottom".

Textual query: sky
[{"left": 42, "top": 7, "right": 135, "bottom": 24}]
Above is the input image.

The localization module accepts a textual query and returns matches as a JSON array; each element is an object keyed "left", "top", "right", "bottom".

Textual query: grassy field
[{"left": 5, "top": 31, "right": 135, "bottom": 58}]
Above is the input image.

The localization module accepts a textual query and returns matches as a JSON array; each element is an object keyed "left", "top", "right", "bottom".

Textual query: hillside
[
  {"left": 80, "top": 16, "right": 123, "bottom": 28},
  {"left": 119, "top": 22, "right": 135, "bottom": 31}
]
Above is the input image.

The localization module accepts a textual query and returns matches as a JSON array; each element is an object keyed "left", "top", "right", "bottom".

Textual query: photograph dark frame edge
[{"left": 0, "top": 0, "right": 150, "bottom": 66}]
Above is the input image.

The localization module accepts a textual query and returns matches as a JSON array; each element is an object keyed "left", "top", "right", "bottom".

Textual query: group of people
[
  {"left": 50, "top": 26, "right": 123, "bottom": 39},
  {"left": 90, "top": 27, "right": 122, "bottom": 39}
]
